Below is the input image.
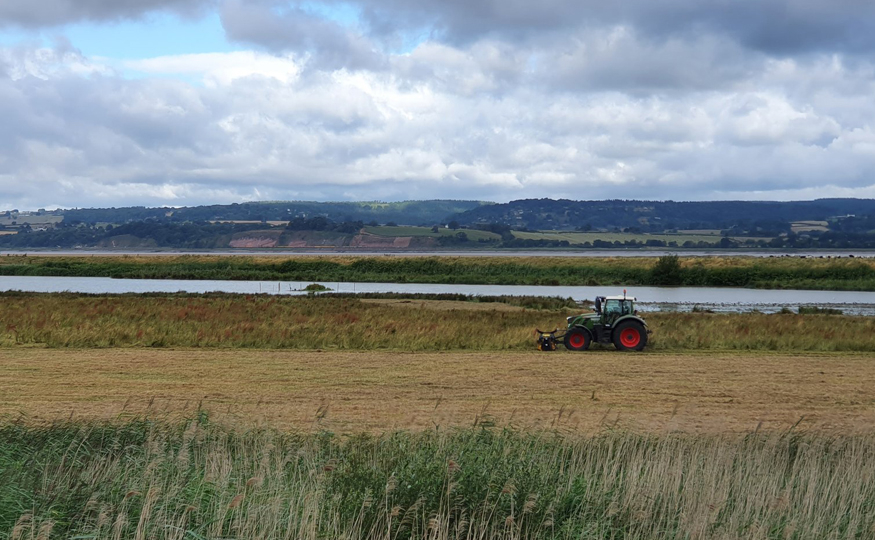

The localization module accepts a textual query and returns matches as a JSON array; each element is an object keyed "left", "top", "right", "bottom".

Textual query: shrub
[{"left": 650, "top": 254, "right": 683, "bottom": 286}]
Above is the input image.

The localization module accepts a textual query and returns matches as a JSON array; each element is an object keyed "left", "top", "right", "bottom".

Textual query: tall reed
[{"left": 2, "top": 419, "right": 873, "bottom": 539}]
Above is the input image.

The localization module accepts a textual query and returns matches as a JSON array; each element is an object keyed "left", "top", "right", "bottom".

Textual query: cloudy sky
[{"left": 2, "top": 0, "right": 875, "bottom": 209}]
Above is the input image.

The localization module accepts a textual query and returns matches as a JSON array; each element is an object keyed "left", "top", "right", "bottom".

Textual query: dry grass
[
  {"left": 0, "top": 294, "right": 563, "bottom": 349},
  {"left": 2, "top": 348, "right": 873, "bottom": 433},
  {"left": 2, "top": 293, "right": 875, "bottom": 351}
]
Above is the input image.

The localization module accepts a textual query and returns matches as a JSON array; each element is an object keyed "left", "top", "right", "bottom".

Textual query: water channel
[{"left": 3, "top": 275, "right": 875, "bottom": 315}]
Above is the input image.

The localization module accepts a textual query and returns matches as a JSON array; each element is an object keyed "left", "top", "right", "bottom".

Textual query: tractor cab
[{"left": 594, "top": 296, "right": 636, "bottom": 325}]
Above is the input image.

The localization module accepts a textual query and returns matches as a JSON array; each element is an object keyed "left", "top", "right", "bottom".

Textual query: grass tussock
[
  {"left": 1, "top": 292, "right": 874, "bottom": 351},
  {"left": 2, "top": 254, "right": 875, "bottom": 289},
  {"left": 1, "top": 419, "right": 873, "bottom": 540}
]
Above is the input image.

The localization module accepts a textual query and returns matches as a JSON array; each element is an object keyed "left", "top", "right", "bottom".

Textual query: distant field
[
  {"left": 512, "top": 230, "right": 763, "bottom": 244},
  {"left": 364, "top": 225, "right": 501, "bottom": 242},
  {"left": 0, "top": 214, "right": 62, "bottom": 226},
  {"left": 792, "top": 220, "right": 830, "bottom": 232},
  {"left": 675, "top": 229, "right": 723, "bottom": 235}
]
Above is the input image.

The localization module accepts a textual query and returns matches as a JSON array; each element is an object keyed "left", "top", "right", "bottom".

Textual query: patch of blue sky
[
  {"left": 393, "top": 28, "right": 432, "bottom": 55},
  {"left": 65, "top": 12, "right": 236, "bottom": 60},
  {"left": 0, "top": 12, "right": 235, "bottom": 60},
  {"left": 0, "top": 27, "right": 40, "bottom": 48}
]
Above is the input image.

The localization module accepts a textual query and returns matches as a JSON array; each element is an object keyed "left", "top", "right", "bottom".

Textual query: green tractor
[{"left": 538, "top": 293, "right": 649, "bottom": 352}]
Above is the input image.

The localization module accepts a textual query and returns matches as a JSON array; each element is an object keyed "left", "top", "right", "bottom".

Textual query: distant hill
[
  {"left": 63, "top": 200, "right": 488, "bottom": 226},
  {"left": 4, "top": 198, "right": 875, "bottom": 250},
  {"left": 451, "top": 198, "right": 875, "bottom": 232}
]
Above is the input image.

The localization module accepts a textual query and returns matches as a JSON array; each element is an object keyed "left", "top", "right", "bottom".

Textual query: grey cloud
[
  {"left": 392, "top": 40, "right": 530, "bottom": 96},
  {"left": 349, "top": 0, "right": 875, "bottom": 54},
  {"left": 0, "top": 0, "right": 213, "bottom": 28},
  {"left": 3, "top": 40, "right": 875, "bottom": 209},
  {"left": 543, "top": 30, "right": 758, "bottom": 93},
  {"left": 220, "top": 0, "right": 385, "bottom": 71}
]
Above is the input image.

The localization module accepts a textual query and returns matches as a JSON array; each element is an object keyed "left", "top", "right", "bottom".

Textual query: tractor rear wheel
[
  {"left": 612, "top": 321, "right": 647, "bottom": 351},
  {"left": 564, "top": 328, "right": 591, "bottom": 351}
]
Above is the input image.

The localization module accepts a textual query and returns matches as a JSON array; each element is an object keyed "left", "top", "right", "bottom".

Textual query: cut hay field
[
  {"left": 3, "top": 292, "right": 875, "bottom": 539},
  {"left": 2, "top": 348, "right": 873, "bottom": 433}
]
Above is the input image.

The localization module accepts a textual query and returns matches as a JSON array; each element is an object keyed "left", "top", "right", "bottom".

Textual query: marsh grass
[
  {"left": 2, "top": 254, "right": 875, "bottom": 289},
  {"left": 1, "top": 292, "right": 874, "bottom": 351},
  {"left": 1, "top": 419, "right": 874, "bottom": 540}
]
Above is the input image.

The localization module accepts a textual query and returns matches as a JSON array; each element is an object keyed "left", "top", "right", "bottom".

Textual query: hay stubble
[{"left": 2, "top": 348, "right": 873, "bottom": 433}]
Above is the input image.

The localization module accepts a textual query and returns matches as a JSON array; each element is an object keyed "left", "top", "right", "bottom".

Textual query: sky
[{"left": 2, "top": 1, "right": 875, "bottom": 210}]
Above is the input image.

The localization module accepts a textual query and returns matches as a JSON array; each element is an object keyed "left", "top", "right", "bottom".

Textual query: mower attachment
[{"left": 536, "top": 328, "right": 563, "bottom": 351}]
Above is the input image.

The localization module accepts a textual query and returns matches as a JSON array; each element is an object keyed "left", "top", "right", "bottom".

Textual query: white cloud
[
  {"left": 4, "top": 1, "right": 875, "bottom": 209},
  {"left": 124, "top": 51, "right": 302, "bottom": 85}
]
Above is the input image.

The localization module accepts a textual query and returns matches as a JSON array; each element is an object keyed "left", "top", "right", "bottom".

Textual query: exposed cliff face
[
  {"left": 230, "top": 229, "right": 283, "bottom": 248},
  {"left": 229, "top": 236, "right": 279, "bottom": 248}
]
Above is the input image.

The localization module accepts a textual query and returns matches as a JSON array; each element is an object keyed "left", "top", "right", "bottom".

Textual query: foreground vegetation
[
  {"left": 2, "top": 292, "right": 874, "bottom": 351},
  {"left": 2, "top": 419, "right": 873, "bottom": 539},
  {"left": 2, "top": 254, "right": 875, "bottom": 290}
]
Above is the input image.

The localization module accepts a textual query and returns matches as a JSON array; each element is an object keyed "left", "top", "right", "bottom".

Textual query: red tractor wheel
[
  {"left": 564, "top": 328, "right": 591, "bottom": 351},
  {"left": 612, "top": 321, "right": 647, "bottom": 351}
]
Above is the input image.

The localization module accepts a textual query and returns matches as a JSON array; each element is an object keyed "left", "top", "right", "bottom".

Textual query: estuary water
[{"left": 2, "top": 275, "right": 875, "bottom": 315}]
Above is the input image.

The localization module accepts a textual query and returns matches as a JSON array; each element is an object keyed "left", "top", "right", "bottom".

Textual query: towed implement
[{"left": 537, "top": 292, "right": 650, "bottom": 352}]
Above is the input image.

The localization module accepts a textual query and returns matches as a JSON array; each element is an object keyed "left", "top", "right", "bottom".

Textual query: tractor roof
[{"left": 604, "top": 295, "right": 637, "bottom": 301}]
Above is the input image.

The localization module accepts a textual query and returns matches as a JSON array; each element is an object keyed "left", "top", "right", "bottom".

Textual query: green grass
[
  {"left": 3, "top": 254, "right": 875, "bottom": 290},
  {"left": 798, "top": 306, "right": 843, "bottom": 315},
  {"left": 0, "top": 214, "right": 62, "bottom": 226},
  {"left": 1, "top": 292, "right": 874, "bottom": 351},
  {"left": 365, "top": 226, "right": 502, "bottom": 242},
  {"left": 511, "top": 230, "right": 762, "bottom": 244},
  {"left": 1, "top": 419, "right": 873, "bottom": 540}
]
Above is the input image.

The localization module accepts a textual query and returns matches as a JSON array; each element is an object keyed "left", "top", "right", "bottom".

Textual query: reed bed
[
  {"left": 2, "top": 254, "right": 875, "bottom": 289},
  {"left": 1, "top": 293, "right": 874, "bottom": 351},
  {"left": 1, "top": 419, "right": 873, "bottom": 540}
]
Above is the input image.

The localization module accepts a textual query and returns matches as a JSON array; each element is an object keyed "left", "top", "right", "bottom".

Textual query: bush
[
  {"left": 798, "top": 306, "right": 843, "bottom": 315},
  {"left": 651, "top": 254, "right": 683, "bottom": 286}
]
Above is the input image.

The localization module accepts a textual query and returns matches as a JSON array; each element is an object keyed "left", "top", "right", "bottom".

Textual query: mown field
[
  {"left": 2, "top": 254, "right": 875, "bottom": 289},
  {"left": 2, "top": 291, "right": 875, "bottom": 539},
  {"left": 2, "top": 348, "right": 873, "bottom": 432}
]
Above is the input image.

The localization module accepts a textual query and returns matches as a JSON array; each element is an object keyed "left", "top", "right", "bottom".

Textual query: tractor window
[
  {"left": 621, "top": 300, "right": 633, "bottom": 315},
  {"left": 604, "top": 300, "right": 621, "bottom": 316}
]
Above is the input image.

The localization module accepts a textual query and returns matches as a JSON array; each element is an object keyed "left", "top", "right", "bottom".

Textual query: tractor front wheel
[
  {"left": 564, "top": 328, "right": 591, "bottom": 351},
  {"left": 612, "top": 321, "right": 647, "bottom": 351}
]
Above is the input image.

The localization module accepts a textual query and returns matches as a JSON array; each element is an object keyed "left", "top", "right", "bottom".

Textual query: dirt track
[{"left": 2, "top": 349, "right": 874, "bottom": 433}]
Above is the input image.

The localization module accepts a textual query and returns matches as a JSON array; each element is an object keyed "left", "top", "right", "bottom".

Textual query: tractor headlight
[{"left": 566, "top": 316, "right": 573, "bottom": 323}]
